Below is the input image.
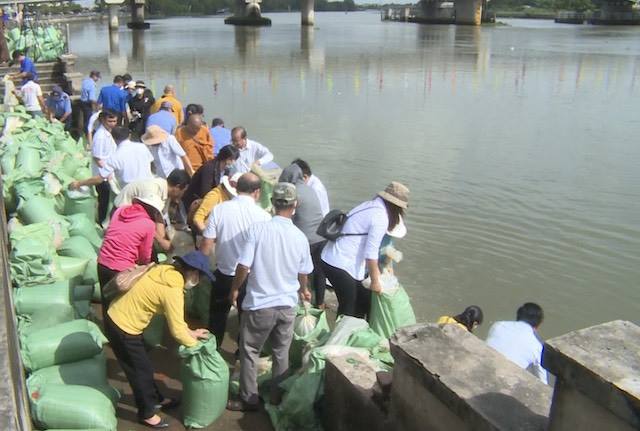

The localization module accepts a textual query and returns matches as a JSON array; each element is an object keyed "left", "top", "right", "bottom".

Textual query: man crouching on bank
[{"left": 227, "top": 182, "right": 314, "bottom": 412}]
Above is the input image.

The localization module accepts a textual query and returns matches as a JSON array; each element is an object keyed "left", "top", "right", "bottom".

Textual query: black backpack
[{"left": 316, "top": 208, "right": 368, "bottom": 241}]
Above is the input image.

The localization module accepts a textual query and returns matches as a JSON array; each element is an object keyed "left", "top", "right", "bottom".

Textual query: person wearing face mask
[
  {"left": 128, "top": 80, "right": 155, "bottom": 139},
  {"left": 181, "top": 144, "right": 240, "bottom": 213},
  {"left": 45, "top": 85, "right": 72, "bottom": 130},
  {"left": 105, "top": 250, "right": 212, "bottom": 429},
  {"left": 175, "top": 113, "right": 214, "bottom": 172}
]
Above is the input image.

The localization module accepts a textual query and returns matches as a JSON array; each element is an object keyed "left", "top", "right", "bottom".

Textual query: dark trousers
[
  {"left": 97, "top": 263, "right": 119, "bottom": 323},
  {"left": 96, "top": 181, "right": 111, "bottom": 226},
  {"left": 104, "top": 313, "right": 163, "bottom": 420},
  {"left": 310, "top": 241, "right": 327, "bottom": 306},
  {"left": 208, "top": 269, "right": 246, "bottom": 349},
  {"left": 80, "top": 101, "right": 94, "bottom": 132},
  {"left": 321, "top": 261, "right": 371, "bottom": 319}
]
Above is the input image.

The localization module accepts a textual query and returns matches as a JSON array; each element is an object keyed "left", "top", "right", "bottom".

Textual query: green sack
[
  {"left": 16, "top": 146, "right": 42, "bottom": 177},
  {"left": 1, "top": 152, "right": 16, "bottom": 175},
  {"left": 143, "top": 314, "right": 166, "bottom": 348},
  {"left": 27, "top": 353, "right": 119, "bottom": 405},
  {"left": 66, "top": 214, "right": 103, "bottom": 250},
  {"left": 10, "top": 238, "right": 57, "bottom": 287},
  {"left": 59, "top": 236, "right": 98, "bottom": 284},
  {"left": 369, "top": 283, "right": 416, "bottom": 339},
  {"left": 179, "top": 336, "right": 230, "bottom": 428},
  {"left": 290, "top": 306, "right": 330, "bottom": 369},
  {"left": 55, "top": 255, "right": 90, "bottom": 280},
  {"left": 74, "top": 299, "right": 92, "bottom": 319},
  {"left": 17, "top": 195, "right": 63, "bottom": 224},
  {"left": 9, "top": 222, "right": 55, "bottom": 247},
  {"left": 73, "top": 284, "right": 95, "bottom": 302},
  {"left": 20, "top": 319, "right": 108, "bottom": 372},
  {"left": 192, "top": 280, "right": 212, "bottom": 324},
  {"left": 28, "top": 383, "right": 117, "bottom": 431},
  {"left": 17, "top": 307, "right": 75, "bottom": 336},
  {"left": 13, "top": 281, "right": 74, "bottom": 316},
  {"left": 14, "top": 178, "right": 45, "bottom": 201},
  {"left": 63, "top": 188, "right": 97, "bottom": 221}
]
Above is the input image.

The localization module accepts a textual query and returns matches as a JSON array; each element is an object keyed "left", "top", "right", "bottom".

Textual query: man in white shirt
[
  {"left": 142, "top": 125, "right": 194, "bottom": 178},
  {"left": 199, "top": 173, "right": 271, "bottom": 348},
  {"left": 292, "top": 158, "right": 330, "bottom": 216},
  {"left": 15, "top": 72, "right": 45, "bottom": 117},
  {"left": 227, "top": 182, "right": 313, "bottom": 412},
  {"left": 70, "top": 127, "right": 154, "bottom": 194},
  {"left": 230, "top": 126, "right": 274, "bottom": 173},
  {"left": 90, "top": 110, "right": 118, "bottom": 225},
  {"left": 486, "top": 303, "right": 549, "bottom": 384}
]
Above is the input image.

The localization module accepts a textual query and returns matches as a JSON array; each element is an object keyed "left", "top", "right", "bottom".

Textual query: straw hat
[
  {"left": 221, "top": 173, "right": 241, "bottom": 197},
  {"left": 378, "top": 181, "right": 409, "bottom": 209},
  {"left": 134, "top": 195, "right": 164, "bottom": 215},
  {"left": 141, "top": 126, "right": 169, "bottom": 146}
]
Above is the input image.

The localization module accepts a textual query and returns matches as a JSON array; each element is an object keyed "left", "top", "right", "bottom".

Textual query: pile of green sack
[
  {"left": 5, "top": 25, "right": 66, "bottom": 62},
  {"left": 1, "top": 108, "right": 119, "bottom": 430}
]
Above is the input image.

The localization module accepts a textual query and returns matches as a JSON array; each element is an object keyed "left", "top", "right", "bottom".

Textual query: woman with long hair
[
  {"left": 438, "top": 305, "right": 484, "bottom": 333},
  {"left": 321, "top": 182, "right": 410, "bottom": 318}
]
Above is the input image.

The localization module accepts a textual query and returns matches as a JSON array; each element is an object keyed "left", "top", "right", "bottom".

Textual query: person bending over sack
[{"left": 105, "top": 251, "right": 211, "bottom": 428}]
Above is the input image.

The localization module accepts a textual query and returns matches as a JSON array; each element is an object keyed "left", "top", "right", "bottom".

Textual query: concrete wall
[{"left": 323, "top": 321, "right": 639, "bottom": 431}]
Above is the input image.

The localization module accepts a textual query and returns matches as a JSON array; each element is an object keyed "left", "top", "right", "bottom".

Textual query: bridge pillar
[
  {"left": 108, "top": 4, "right": 119, "bottom": 30},
  {"left": 225, "top": 0, "right": 271, "bottom": 26},
  {"left": 132, "top": 0, "right": 144, "bottom": 24},
  {"left": 454, "top": 0, "right": 483, "bottom": 25},
  {"left": 301, "top": 0, "right": 315, "bottom": 26}
]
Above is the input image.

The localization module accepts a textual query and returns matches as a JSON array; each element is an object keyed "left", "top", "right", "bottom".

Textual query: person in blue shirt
[
  {"left": 98, "top": 75, "right": 127, "bottom": 122},
  {"left": 210, "top": 118, "right": 231, "bottom": 156},
  {"left": 46, "top": 86, "right": 72, "bottom": 130},
  {"left": 11, "top": 50, "right": 37, "bottom": 84},
  {"left": 146, "top": 101, "right": 177, "bottom": 135},
  {"left": 80, "top": 70, "right": 101, "bottom": 132}
]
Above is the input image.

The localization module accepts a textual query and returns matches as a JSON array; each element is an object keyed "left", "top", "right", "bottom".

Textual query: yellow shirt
[
  {"left": 107, "top": 265, "right": 197, "bottom": 347},
  {"left": 192, "top": 185, "right": 231, "bottom": 229},
  {"left": 437, "top": 315, "right": 468, "bottom": 332}
]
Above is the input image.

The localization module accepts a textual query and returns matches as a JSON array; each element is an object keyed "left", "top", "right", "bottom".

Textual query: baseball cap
[{"left": 271, "top": 182, "right": 297, "bottom": 205}]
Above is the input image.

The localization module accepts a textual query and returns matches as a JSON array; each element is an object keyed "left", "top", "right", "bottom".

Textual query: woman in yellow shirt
[
  {"left": 105, "top": 251, "right": 213, "bottom": 428},
  {"left": 191, "top": 173, "right": 240, "bottom": 233},
  {"left": 437, "top": 305, "right": 484, "bottom": 333}
]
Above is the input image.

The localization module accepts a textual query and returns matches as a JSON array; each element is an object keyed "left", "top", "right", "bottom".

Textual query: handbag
[{"left": 102, "top": 263, "right": 156, "bottom": 302}]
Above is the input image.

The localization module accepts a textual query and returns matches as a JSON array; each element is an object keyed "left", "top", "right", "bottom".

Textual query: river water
[{"left": 68, "top": 14, "right": 640, "bottom": 338}]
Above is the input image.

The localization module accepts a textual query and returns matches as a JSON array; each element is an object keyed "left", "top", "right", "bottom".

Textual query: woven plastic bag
[
  {"left": 13, "top": 281, "right": 74, "bottom": 317},
  {"left": 10, "top": 238, "right": 57, "bottom": 287},
  {"left": 63, "top": 187, "right": 97, "bottom": 221},
  {"left": 20, "top": 319, "right": 108, "bottom": 372},
  {"left": 17, "top": 195, "right": 63, "bottom": 224},
  {"left": 178, "top": 335, "right": 230, "bottom": 428},
  {"left": 55, "top": 255, "right": 90, "bottom": 280},
  {"left": 17, "top": 307, "right": 75, "bottom": 336},
  {"left": 369, "top": 280, "right": 416, "bottom": 339},
  {"left": 66, "top": 214, "right": 103, "bottom": 250},
  {"left": 58, "top": 236, "right": 98, "bottom": 284},
  {"left": 27, "top": 353, "right": 119, "bottom": 405},
  {"left": 290, "top": 303, "right": 330, "bottom": 369},
  {"left": 143, "top": 314, "right": 166, "bottom": 348},
  {"left": 28, "top": 382, "right": 117, "bottom": 431}
]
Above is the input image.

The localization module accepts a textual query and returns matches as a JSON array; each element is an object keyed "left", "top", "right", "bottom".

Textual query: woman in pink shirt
[{"left": 97, "top": 195, "right": 163, "bottom": 311}]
